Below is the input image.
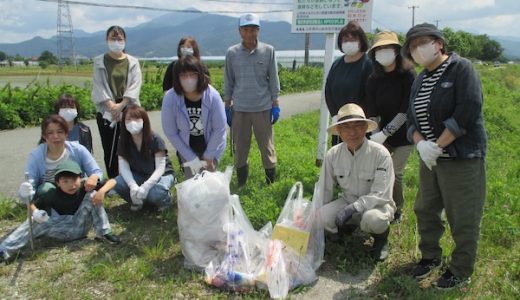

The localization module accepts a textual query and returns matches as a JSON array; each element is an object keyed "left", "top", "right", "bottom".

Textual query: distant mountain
[
  {"left": 493, "top": 36, "right": 520, "bottom": 60},
  {"left": 2, "top": 11, "right": 518, "bottom": 60},
  {"left": 0, "top": 11, "right": 326, "bottom": 58}
]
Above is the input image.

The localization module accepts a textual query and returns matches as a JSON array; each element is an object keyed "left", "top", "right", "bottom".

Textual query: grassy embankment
[{"left": 0, "top": 64, "right": 518, "bottom": 299}]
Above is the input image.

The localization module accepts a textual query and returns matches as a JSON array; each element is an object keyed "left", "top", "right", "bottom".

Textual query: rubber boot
[
  {"left": 237, "top": 164, "right": 249, "bottom": 187},
  {"left": 370, "top": 228, "right": 389, "bottom": 261},
  {"left": 265, "top": 167, "right": 276, "bottom": 184}
]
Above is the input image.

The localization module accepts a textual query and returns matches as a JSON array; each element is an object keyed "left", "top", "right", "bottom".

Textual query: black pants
[{"left": 96, "top": 113, "right": 120, "bottom": 178}]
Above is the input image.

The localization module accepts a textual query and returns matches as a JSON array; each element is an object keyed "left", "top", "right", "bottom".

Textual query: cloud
[{"left": 0, "top": 0, "right": 519, "bottom": 44}]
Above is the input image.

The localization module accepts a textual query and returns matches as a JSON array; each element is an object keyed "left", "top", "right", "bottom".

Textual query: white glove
[
  {"left": 416, "top": 140, "right": 443, "bottom": 170},
  {"left": 182, "top": 158, "right": 207, "bottom": 175},
  {"left": 18, "top": 181, "right": 35, "bottom": 203},
  {"left": 136, "top": 181, "right": 153, "bottom": 200},
  {"left": 129, "top": 183, "right": 142, "bottom": 206},
  {"left": 370, "top": 131, "right": 388, "bottom": 144},
  {"left": 32, "top": 209, "right": 49, "bottom": 223}
]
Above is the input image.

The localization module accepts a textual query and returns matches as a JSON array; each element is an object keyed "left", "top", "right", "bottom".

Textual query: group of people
[
  {"left": 322, "top": 21, "right": 486, "bottom": 290},
  {"left": 1, "top": 13, "right": 486, "bottom": 293}
]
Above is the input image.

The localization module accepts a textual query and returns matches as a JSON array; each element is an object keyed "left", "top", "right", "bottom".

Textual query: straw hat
[
  {"left": 327, "top": 103, "right": 378, "bottom": 135},
  {"left": 368, "top": 31, "right": 401, "bottom": 59}
]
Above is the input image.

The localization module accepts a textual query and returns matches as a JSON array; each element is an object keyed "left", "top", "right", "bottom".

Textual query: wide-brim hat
[
  {"left": 55, "top": 159, "right": 82, "bottom": 179},
  {"left": 368, "top": 31, "right": 401, "bottom": 59},
  {"left": 327, "top": 103, "right": 378, "bottom": 135},
  {"left": 239, "top": 13, "right": 260, "bottom": 27},
  {"left": 402, "top": 23, "right": 445, "bottom": 61}
]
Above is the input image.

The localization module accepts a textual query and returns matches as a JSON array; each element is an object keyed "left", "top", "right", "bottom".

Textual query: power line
[{"left": 36, "top": 0, "right": 292, "bottom": 14}]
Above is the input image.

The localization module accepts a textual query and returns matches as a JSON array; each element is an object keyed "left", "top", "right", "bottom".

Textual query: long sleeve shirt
[
  {"left": 161, "top": 85, "right": 227, "bottom": 162},
  {"left": 317, "top": 139, "right": 396, "bottom": 213},
  {"left": 224, "top": 41, "right": 280, "bottom": 112},
  {"left": 91, "top": 53, "right": 142, "bottom": 114}
]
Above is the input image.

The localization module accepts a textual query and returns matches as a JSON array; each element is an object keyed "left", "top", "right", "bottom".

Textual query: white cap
[{"left": 239, "top": 13, "right": 260, "bottom": 27}]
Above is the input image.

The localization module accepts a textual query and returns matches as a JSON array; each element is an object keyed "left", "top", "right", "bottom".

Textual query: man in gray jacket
[{"left": 224, "top": 13, "right": 281, "bottom": 186}]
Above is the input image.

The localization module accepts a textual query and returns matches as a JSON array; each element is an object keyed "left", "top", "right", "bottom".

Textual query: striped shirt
[{"left": 413, "top": 60, "right": 449, "bottom": 142}]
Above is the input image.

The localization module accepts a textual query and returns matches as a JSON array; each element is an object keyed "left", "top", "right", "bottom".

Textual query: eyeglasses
[{"left": 179, "top": 72, "right": 198, "bottom": 79}]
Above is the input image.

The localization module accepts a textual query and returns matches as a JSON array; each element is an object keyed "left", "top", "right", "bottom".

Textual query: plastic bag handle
[{"left": 287, "top": 181, "right": 303, "bottom": 202}]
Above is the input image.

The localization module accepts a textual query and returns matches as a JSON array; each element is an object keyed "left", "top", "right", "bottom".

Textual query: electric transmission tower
[{"left": 57, "top": 0, "right": 76, "bottom": 69}]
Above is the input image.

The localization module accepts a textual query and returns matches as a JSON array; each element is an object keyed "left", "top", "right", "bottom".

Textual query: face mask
[
  {"left": 180, "top": 47, "right": 194, "bottom": 57},
  {"left": 411, "top": 41, "right": 439, "bottom": 66},
  {"left": 180, "top": 77, "right": 198, "bottom": 93},
  {"left": 375, "top": 48, "right": 396, "bottom": 67},
  {"left": 125, "top": 119, "right": 143, "bottom": 135},
  {"left": 58, "top": 108, "right": 78, "bottom": 122},
  {"left": 342, "top": 41, "right": 359, "bottom": 56},
  {"left": 108, "top": 40, "right": 125, "bottom": 53}
]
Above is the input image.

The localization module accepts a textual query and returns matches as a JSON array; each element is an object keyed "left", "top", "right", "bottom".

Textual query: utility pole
[
  {"left": 435, "top": 19, "right": 440, "bottom": 28},
  {"left": 408, "top": 5, "right": 419, "bottom": 27},
  {"left": 57, "top": 0, "right": 76, "bottom": 70},
  {"left": 304, "top": 33, "right": 310, "bottom": 66}
]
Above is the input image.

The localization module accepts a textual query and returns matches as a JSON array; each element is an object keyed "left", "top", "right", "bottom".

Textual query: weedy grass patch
[{"left": 0, "top": 65, "right": 519, "bottom": 299}]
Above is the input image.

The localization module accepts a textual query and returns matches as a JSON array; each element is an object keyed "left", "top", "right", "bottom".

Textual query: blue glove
[
  {"left": 271, "top": 106, "right": 280, "bottom": 124},
  {"left": 225, "top": 106, "right": 232, "bottom": 127}
]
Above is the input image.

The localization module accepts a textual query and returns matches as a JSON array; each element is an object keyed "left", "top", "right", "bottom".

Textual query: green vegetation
[
  {"left": 0, "top": 65, "right": 519, "bottom": 299},
  {"left": 373, "top": 27, "right": 505, "bottom": 62},
  {"left": 0, "top": 64, "right": 322, "bottom": 130}
]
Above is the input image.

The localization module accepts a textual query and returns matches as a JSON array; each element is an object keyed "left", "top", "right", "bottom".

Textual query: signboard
[{"left": 292, "top": 0, "right": 373, "bottom": 33}]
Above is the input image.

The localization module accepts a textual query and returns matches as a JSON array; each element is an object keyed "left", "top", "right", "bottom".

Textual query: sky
[{"left": 0, "top": 0, "right": 519, "bottom": 44}]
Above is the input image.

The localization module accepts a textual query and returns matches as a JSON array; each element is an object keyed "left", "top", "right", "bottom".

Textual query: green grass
[{"left": 1, "top": 65, "right": 519, "bottom": 299}]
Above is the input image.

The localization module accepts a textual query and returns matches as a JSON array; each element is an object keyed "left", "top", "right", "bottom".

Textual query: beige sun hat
[
  {"left": 368, "top": 31, "right": 401, "bottom": 59},
  {"left": 327, "top": 103, "right": 378, "bottom": 135}
]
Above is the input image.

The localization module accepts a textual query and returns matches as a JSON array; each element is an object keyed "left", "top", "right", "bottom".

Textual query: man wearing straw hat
[{"left": 318, "top": 103, "right": 396, "bottom": 261}]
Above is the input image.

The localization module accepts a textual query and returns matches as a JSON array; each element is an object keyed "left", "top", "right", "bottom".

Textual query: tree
[
  {"left": 0, "top": 51, "right": 6, "bottom": 61},
  {"left": 38, "top": 50, "right": 58, "bottom": 65}
]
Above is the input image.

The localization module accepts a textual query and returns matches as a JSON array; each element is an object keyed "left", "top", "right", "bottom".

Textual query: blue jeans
[
  {"left": 114, "top": 173, "right": 174, "bottom": 209},
  {"left": 0, "top": 195, "right": 111, "bottom": 260}
]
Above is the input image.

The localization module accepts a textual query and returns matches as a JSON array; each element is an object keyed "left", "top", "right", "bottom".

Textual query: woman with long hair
[{"left": 113, "top": 105, "right": 175, "bottom": 211}]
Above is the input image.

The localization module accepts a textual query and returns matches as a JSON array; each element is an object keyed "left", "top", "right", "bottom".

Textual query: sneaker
[
  {"left": 434, "top": 269, "right": 470, "bottom": 290},
  {"left": 96, "top": 233, "right": 121, "bottom": 245},
  {"left": 413, "top": 258, "right": 441, "bottom": 279}
]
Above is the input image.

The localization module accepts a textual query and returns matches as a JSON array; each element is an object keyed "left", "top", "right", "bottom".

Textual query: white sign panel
[{"left": 292, "top": 0, "right": 373, "bottom": 33}]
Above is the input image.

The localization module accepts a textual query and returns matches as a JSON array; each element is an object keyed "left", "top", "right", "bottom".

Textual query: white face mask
[
  {"left": 411, "top": 41, "right": 440, "bottom": 67},
  {"left": 180, "top": 77, "right": 198, "bottom": 93},
  {"left": 59, "top": 108, "right": 78, "bottom": 122},
  {"left": 108, "top": 40, "right": 125, "bottom": 53},
  {"left": 180, "top": 47, "right": 194, "bottom": 57},
  {"left": 375, "top": 48, "right": 396, "bottom": 67},
  {"left": 342, "top": 41, "right": 359, "bottom": 56},
  {"left": 125, "top": 119, "right": 144, "bottom": 135}
]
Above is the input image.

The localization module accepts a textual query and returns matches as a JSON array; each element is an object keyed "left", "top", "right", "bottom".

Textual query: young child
[{"left": 0, "top": 160, "right": 120, "bottom": 264}]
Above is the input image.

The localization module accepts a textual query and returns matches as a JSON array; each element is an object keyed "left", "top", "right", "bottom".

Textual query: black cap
[{"left": 402, "top": 23, "right": 445, "bottom": 61}]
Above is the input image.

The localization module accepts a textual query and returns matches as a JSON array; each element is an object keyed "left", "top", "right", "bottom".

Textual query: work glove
[
  {"left": 416, "top": 140, "right": 443, "bottom": 170},
  {"left": 271, "top": 106, "right": 280, "bottom": 124},
  {"left": 129, "top": 183, "right": 143, "bottom": 207},
  {"left": 225, "top": 106, "right": 232, "bottom": 127},
  {"left": 18, "top": 181, "right": 35, "bottom": 203},
  {"left": 136, "top": 181, "right": 153, "bottom": 200},
  {"left": 335, "top": 203, "right": 358, "bottom": 229},
  {"left": 182, "top": 158, "right": 207, "bottom": 175},
  {"left": 370, "top": 131, "right": 388, "bottom": 145},
  {"left": 32, "top": 209, "right": 49, "bottom": 224}
]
